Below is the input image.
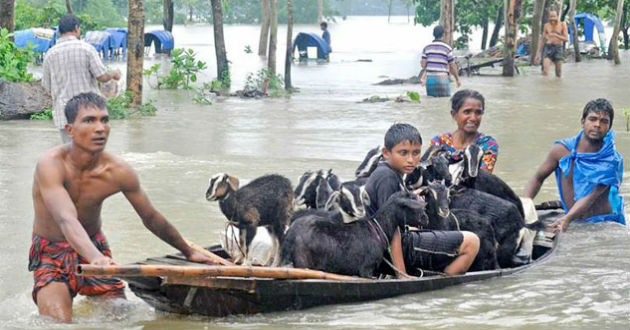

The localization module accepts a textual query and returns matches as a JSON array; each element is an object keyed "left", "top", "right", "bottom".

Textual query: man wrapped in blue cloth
[{"left": 525, "top": 98, "right": 625, "bottom": 232}]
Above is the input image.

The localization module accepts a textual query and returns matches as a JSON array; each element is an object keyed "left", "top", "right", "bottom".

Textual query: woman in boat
[{"left": 430, "top": 89, "right": 499, "bottom": 173}]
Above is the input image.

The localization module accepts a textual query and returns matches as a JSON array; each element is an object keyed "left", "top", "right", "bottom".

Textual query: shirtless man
[
  {"left": 30, "top": 92, "right": 212, "bottom": 322},
  {"left": 534, "top": 10, "right": 569, "bottom": 77},
  {"left": 525, "top": 98, "right": 625, "bottom": 232}
]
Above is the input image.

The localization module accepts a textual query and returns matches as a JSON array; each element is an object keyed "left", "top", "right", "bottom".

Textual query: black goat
[
  {"left": 294, "top": 169, "right": 340, "bottom": 210},
  {"left": 206, "top": 173, "right": 293, "bottom": 265},
  {"left": 355, "top": 145, "right": 382, "bottom": 179},
  {"left": 325, "top": 179, "right": 371, "bottom": 223},
  {"left": 405, "top": 153, "right": 452, "bottom": 190},
  {"left": 453, "top": 144, "right": 525, "bottom": 218},
  {"left": 450, "top": 209, "right": 499, "bottom": 271},
  {"left": 281, "top": 191, "right": 428, "bottom": 278},
  {"left": 450, "top": 188, "right": 524, "bottom": 268},
  {"left": 415, "top": 181, "right": 498, "bottom": 271}
]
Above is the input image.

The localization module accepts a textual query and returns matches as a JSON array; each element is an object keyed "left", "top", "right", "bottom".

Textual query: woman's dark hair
[
  {"left": 450, "top": 89, "right": 485, "bottom": 113},
  {"left": 384, "top": 123, "right": 422, "bottom": 150},
  {"left": 59, "top": 14, "right": 81, "bottom": 34},
  {"left": 433, "top": 25, "right": 445, "bottom": 39},
  {"left": 581, "top": 98, "right": 614, "bottom": 127},
  {"left": 65, "top": 92, "right": 108, "bottom": 124}
]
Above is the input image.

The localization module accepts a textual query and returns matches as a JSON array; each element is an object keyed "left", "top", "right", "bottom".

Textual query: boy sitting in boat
[
  {"left": 364, "top": 123, "right": 479, "bottom": 276},
  {"left": 525, "top": 98, "right": 625, "bottom": 232},
  {"left": 29, "top": 92, "right": 212, "bottom": 322}
]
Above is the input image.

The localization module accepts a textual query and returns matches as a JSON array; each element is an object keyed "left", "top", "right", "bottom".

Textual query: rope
[
  {"left": 449, "top": 212, "right": 461, "bottom": 231},
  {"left": 370, "top": 218, "right": 413, "bottom": 278}
]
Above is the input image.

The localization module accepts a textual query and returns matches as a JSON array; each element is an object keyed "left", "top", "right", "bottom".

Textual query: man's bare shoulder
[
  {"left": 35, "top": 145, "right": 69, "bottom": 173},
  {"left": 548, "top": 143, "right": 570, "bottom": 160},
  {"left": 102, "top": 152, "right": 140, "bottom": 187}
]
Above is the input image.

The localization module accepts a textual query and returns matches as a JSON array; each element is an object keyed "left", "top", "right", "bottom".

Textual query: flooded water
[{"left": 1, "top": 16, "right": 629, "bottom": 329}]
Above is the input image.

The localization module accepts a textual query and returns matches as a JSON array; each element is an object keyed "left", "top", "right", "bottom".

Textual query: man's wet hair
[
  {"left": 433, "top": 25, "right": 445, "bottom": 39},
  {"left": 384, "top": 123, "right": 422, "bottom": 150},
  {"left": 320, "top": 22, "right": 327, "bottom": 28},
  {"left": 65, "top": 92, "right": 108, "bottom": 124},
  {"left": 59, "top": 14, "right": 81, "bottom": 34},
  {"left": 451, "top": 89, "right": 485, "bottom": 113},
  {"left": 582, "top": 98, "right": 614, "bottom": 127}
]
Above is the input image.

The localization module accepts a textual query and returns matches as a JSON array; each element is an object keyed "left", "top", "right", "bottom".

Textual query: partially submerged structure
[
  {"left": 292, "top": 32, "right": 331, "bottom": 60},
  {"left": 144, "top": 30, "right": 175, "bottom": 55},
  {"left": 568, "top": 13, "right": 607, "bottom": 54}
]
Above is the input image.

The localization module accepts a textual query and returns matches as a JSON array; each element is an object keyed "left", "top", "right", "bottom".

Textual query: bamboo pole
[
  {"left": 77, "top": 264, "right": 367, "bottom": 281},
  {"left": 185, "top": 240, "right": 235, "bottom": 266}
]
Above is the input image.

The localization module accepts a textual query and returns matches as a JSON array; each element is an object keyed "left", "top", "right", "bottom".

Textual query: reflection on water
[{"left": 0, "top": 16, "right": 629, "bottom": 330}]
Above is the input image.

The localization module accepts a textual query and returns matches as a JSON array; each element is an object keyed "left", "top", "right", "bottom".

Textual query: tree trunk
[
  {"left": 285, "top": 0, "right": 293, "bottom": 90},
  {"left": 388, "top": 0, "right": 393, "bottom": 23},
  {"left": 481, "top": 14, "right": 489, "bottom": 50},
  {"left": 65, "top": 0, "right": 73, "bottom": 14},
  {"left": 568, "top": 0, "right": 580, "bottom": 62},
  {"left": 162, "top": 0, "right": 174, "bottom": 32},
  {"left": 440, "top": 0, "right": 455, "bottom": 46},
  {"left": 211, "top": 0, "right": 229, "bottom": 86},
  {"left": 318, "top": 0, "right": 323, "bottom": 24},
  {"left": 268, "top": 0, "right": 278, "bottom": 74},
  {"left": 189, "top": 5, "right": 193, "bottom": 22},
  {"left": 127, "top": 0, "right": 145, "bottom": 107},
  {"left": 503, "top": 0, "right": 522, "bottom": 76},
  {"left": 530, "top": 0, "right": 545, "bottom": 65},
  {"left": 608, "top": 0, "right": 625, "bottom": 64},
  {"left": 258, "top": 0, "right": 271, "bottom": 56},
  {"left": 0, "top": 0, "right": 15, "bottom": 33},
  {"left": 489, "top": 5, "right": 503, "bottom": 47},
  {"left": 622, "top": 2, "right": 629, "bottom": 50}
]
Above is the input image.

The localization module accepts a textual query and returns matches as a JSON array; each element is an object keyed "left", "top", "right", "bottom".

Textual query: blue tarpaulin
[
  {"left": 568, "top": 13, "right": 607, "bottom": 52},
  {"left": 292, "top": 32, "right": 331, "bottom": 60},
  {"left": 144, "top": 30, "right": 174, "bottom": 54},
  {"left": 14, "top": 28, "right": 55, "bottom": 53},
  {"left": 84, "top": 30, "right": 115, "bottom": 59},
  {"left": 105, "top": 28, "right": 127, "bottom": 58}
]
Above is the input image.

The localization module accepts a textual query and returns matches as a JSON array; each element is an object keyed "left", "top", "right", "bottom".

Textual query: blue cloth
[
  {"left": 425, "top": 75, "right": 451, "bottom": 97},
  {"left": 554, "top": 130, "right": 625, "bottom": 225}
]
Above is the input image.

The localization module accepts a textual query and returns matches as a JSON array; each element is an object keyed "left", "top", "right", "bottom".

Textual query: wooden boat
[{"left": 118, "top": 209, "right": 562, "bottom": 317}]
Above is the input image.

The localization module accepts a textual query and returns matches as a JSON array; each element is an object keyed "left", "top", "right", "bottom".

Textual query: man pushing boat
[
  {"left": 525, "top": 98, "right": 625, "bottom": 232},
  {"left": 29, "top": 92, "right": 212, "bottom": 322}
]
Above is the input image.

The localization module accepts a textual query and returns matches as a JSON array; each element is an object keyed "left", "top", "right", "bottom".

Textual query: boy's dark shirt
[{"left": 365, "top": 161, "right": 407, "bottom": 218}]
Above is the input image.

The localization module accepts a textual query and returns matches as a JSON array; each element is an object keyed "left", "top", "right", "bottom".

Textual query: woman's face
[{"left": 452, "top": 97, "right": 484, "bottom": 134}]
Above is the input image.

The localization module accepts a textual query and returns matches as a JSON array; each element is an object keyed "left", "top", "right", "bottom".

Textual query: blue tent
[
  {"left": 292, "top": 32, "right": 330, "bottom": 60},
  {"left": 84, "top": 30, "right": 115, "bottom": 59},
  {"left": 14, "top": 28, "right": 55, "bottom": 53},
  {"left": 568, "top": 13, "right": 607, "bottom": 53},
  {"left": 105, "top": 28, "right": 128, "bottom": 58},
  {"left": 144, "top": 30, "right": 174, "bottom": 54}
]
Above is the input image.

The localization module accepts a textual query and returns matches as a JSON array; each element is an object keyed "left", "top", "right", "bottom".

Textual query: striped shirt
[
  {"left": 42, "top": 36, "right": 107, "bottom": 128},
  {"left": 421, "top": 40, "right": 454, "bottom": 74}
]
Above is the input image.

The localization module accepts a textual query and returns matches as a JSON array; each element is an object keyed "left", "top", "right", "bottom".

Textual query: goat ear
[
  {"left": 412, "top": 186, "right": 428, "bottom": 196},
  {"left": 325, "top": 191, "right": 340, "bottom": 210},
  {"left": 400, "top": 198, "right": 426, "bottom": 210},
  {"left": 227, "top": 175, "right": 240, "bottom": 190},
  {"left": 360, "top": 187, "right": 371, "bottom": 207}
]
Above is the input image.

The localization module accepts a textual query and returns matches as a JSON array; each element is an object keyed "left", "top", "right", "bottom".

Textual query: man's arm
[
  {"left": 41, "top": 60, "right": 51, "bottom": 92},
  {"left": 552, "top": 22, "right": 569, "bottom": 42},
  {"left": 119, "top": 164, "right": 211, "bottom": 263},
  {"left": 36, "top": 158, "right": 112, "bottom": 264},
  {"left": 448, "top": 62, "right": 461, "bottom": 87},
  {"left": 96, "top": 69, "right": 121, "bottom": 83},
  {"left": 551, "top": 184, "right": 610, "bottom": 232},
  {"left": 534, "top": 25, "right": 549, "bottom": 63},
  {"left": 524, "top": 144, "right": 565, "bottom": 199}
]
